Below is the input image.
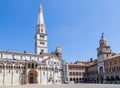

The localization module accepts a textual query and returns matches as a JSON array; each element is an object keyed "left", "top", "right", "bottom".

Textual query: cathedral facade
[{"left": 0, "top": 5, "right": 66, "bottom": 86}]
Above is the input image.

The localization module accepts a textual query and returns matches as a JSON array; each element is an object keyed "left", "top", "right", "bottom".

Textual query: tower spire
[{"left": 37, "top": 4, "right": 44, "bottom": 25}]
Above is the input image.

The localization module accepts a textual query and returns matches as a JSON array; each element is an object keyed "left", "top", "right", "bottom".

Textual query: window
[
  {"left": 73, "top": 72, "right": 75, "bottom": 76},
  {"left": 32, "top": 63, "right": 34, "bottom": 69},
  {"left": 40, "top": 42, "right": 45, "bottom": 45},
  {"left": 55, "top": 67, "right": 58, "bottom": 73},
  {"left": 76, "top": 72, "right": 78, "bottom": 76},
  {"left": 41, "top": 28, "right": 43, "bottom": 33},
  {"left": 79, "top": 72, "right": 81, "bottom": 76},
  {"left": 57, "top": 62, "right": 59, "bottom": 65},
  {"left": 48, "top": 61, "right": 50, "bottom": 65},
  {"left": 110, "top": 61, "right": 112, "bottom": 65},
  {"left": 1, "top": 54, "right": 3, "bottom": 58},
  {"left": 41, "top": 24, "right": 43, "bottom": 27},
  {"left": 43, "top": 72, "right": 45, "bottom": 75},
  {"left": 40, "top": 35, "right": 44, "bottom": 38},
  {"left": 69, "top": 72, "right": 72, "bottom": 75},
  {"left": 28, "top": 64, "right": 30, "bottom": 68},
  {"left": 30, "top": 56, "right": 31, "bottom": 60},
  {"left": 20, "top": 55, "right": 22, "bottom": 60},
  {"left": 12, "top": 55, "right": 14, "bottom": 59},
  {"left": 40, "top": 49, "right": 44, "bottom": 53}
]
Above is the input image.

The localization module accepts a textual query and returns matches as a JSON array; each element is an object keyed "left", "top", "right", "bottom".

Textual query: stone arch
[
  {"left": 111, "top": 76, "right": 114, "bottom": 81},
  {"left": 28, "top": 69, "right": 38, "bottom": 84},
  {"left": 73, "top": 78, "right": 75, "bottom": 83},
  {"left": 76, "top": 78, "right": 79, "bottom": 83},
  {"left": 115, "top": 76, "right": 119, "bottom": 81},
  {"left": 106, "top": 76, "right": 110, "bottom": 81},
  {"left": 70, "top": 78, "right": 72, "bottom": 81}
]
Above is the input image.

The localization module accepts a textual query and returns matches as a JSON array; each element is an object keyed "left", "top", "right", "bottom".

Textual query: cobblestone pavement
[{"left": 0, "top": 84, "right": 120, "bottom": 88}]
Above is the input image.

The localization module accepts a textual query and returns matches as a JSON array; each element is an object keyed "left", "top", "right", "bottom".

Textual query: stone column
[
  {"left": 47, "top": 66, "right": 48, "bottom": 84},
  {"left": 40, "top": 65, "right": 42, "bottom": 84},
  {"left": 3, "top": 63, "right": 6, "bottom": 85},
  {"left": 11, "top": 64, "right": 14, "bottom": 85},
  {"left": 19, "top": 64, "right": 22, "bottom": 85},
  {"left": 53, "top": 66, "right": 54, "bottom": 84}
]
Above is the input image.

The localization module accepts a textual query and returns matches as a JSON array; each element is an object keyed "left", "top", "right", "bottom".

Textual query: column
[
  {"left": 53, "top": 66, "right": 54, "bottom": 84},
  {"left": 3, "top": 63, "right": 6, "bottom": 85},
  {"left": 19, "top": 64, "right": 22, "bottom": 85},
  {"left": 11, "top": 64, "right": 14, "bottom": 85},
  {"left": 47, "top": 66, "right": 48, "bottom": 84},
  {"left": 40, "top": 65, "right": 42, "bottom": 84}
]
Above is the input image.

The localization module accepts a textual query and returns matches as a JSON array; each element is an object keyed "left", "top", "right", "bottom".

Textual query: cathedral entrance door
[
  {"left": 29, "top": 75, "right": 34, "bottom": 83},
  {"left": 28, "top": 70, "right": 38, "bottom": 84}
]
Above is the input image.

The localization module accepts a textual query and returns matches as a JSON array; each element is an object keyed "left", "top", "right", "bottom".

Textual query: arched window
[
  {"left": 28, "top": 64, "right": 30, "bottom": 68},
  {"left": 40, "top": 49, "right": 44, "bottom": 55},
  {"left": 73, "top": 72, "right": 75, "bottom": 76},
  {"left": 32, "top": 63, "right": 34, "bottom": 69},
  {"left": 76, "top": 72, "right": 78, "bottom": 76},
  {"left": 70, "top": 72, "right": 72, "bottom": 76},
  {"left": 79, "top": 72, "right": 81, "bottom": 76}
]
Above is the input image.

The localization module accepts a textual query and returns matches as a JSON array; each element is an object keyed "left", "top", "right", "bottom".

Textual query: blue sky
[{"left": 0, "top": 0, "right": 120, "bottom": 63}]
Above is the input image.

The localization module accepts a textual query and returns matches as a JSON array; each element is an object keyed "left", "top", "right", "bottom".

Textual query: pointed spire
[{"left": 37, "top": 4, "right": 44, "bottom": 25}]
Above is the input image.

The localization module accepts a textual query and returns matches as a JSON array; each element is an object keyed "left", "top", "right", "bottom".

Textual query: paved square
[{"left": 1, "top": 84, "right": 120, "bottom": 88}]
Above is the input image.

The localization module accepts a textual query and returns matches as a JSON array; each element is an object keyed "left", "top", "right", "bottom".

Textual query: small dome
[
  {"left": 55, "top": 45, "right": 62, "bottom": 53},
  {"left": 99, "top": 33, "right": 106, "bottom": 46}
]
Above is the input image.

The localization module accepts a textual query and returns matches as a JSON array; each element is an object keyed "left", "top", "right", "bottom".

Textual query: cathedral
[{"left": 0, "top": 5, "right": 66, "bottom": 86}]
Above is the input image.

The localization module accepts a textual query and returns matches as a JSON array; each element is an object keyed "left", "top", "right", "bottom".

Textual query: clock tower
[{"left": 97, "top": 33, "right": 112, "bottom": 83}]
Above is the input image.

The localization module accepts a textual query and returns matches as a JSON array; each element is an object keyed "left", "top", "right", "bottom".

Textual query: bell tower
[{"left": 35, "top": 4, "right": 48, "bottom": 54}]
